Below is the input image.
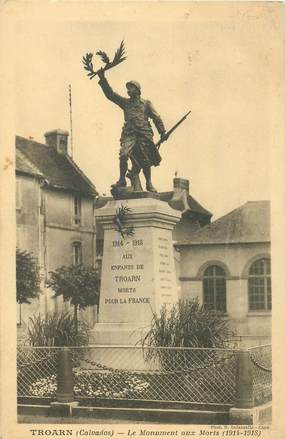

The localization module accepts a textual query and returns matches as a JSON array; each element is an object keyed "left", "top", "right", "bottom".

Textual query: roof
[
  {"left": 16, "top": 148, "right": 43, "bottom": 177},
  {"left": 177, "top": 201, "right": 270, "bottom": 245},
  {"left": 159, "top": 191, "right": 212, "bottom": 217},
  {"left": 16, "top": 136, "right": 97, "bottom": 197}
]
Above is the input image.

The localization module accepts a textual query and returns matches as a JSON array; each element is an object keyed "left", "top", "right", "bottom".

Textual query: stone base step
[{"left": 18, "top": 403, "right": 229, "bottom": 424}]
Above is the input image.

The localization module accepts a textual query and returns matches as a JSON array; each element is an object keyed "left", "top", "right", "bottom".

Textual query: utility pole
[{"left": 69, "top": 84, "right": 74, "bottom": 158}]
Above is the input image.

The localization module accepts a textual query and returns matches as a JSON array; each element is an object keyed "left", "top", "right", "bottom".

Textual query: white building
[
  {"left": 16, "top": 129, "right": 98, "bottom": 335},
  {"left": 176, "top": 200, "right": 271, "bottom": 343}
]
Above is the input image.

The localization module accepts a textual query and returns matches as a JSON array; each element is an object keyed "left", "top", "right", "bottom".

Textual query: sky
[{"left": 13, "top": 2, "right": 283, "bottom": 219}]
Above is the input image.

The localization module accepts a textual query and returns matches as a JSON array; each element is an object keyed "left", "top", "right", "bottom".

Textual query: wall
[
  {"left": 16, "top": 174, "right": 40, "bottom": 256},
  {"left": 16, "top": 174, "right": 41, "bottom": 334},
  {"left": 45, "top": 189, "right": 97, "bottom": 326},
  {"left": 179, "top": 242, "right": 271, "bottom": 337},
  {"left": 45, "top": 189, "right": 94, "bottom": 230},
  {"left": 16, "top": 182, "right": 97, "bottom": 335}
]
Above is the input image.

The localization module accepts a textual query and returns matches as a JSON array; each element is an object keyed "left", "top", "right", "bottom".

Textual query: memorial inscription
[
  {"left": 93, "top": 197, "right": 181, "bottom": 343},
  {"left": 104, "top": 238, "right": 150, "bottom": 305},
  {"left": 156, "top": 236, "right": 174, "bottom": 303}
]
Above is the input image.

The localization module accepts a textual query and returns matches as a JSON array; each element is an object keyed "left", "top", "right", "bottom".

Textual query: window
[
  {"left": 73, "top": 195, "right": 81, "bottom": 225},
  {"left": 72, "top": 242, "right": 82, "bottom": 266},
  {"left": 203, "top": 265, "right": 227, "bottom": 312},
  {"left": 248, "top": 258, "right": 271, "bottom": 311},
  {"left": 95, "top": 239, "right": 103, "bottom": 276}
]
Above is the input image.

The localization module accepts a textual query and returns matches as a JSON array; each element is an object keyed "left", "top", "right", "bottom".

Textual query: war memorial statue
[
  {"left": 83, "top": 43, "right": 189, "bottom": 348},
  {"left": 83, "top": 41, "right": 190, "bottom": 197},
  {"left": 97, "top": 69, "right": 167, "bottom": 194}
]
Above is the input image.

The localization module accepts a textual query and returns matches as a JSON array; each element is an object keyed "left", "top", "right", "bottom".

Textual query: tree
[
  {"left": 46, "top": 264, "right": 100, "bottom": 331},
  {"left": 16, "top": 248, "right": 41, "bottom": 304}
]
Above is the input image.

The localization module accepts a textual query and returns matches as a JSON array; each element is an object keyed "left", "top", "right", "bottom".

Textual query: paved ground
[{"left": 18, "top": 414, "right": 161, "bottom": 424}]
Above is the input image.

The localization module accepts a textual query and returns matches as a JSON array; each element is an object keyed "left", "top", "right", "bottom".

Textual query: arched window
[
  {"left": 203, "top": 265, "right": 227, "bottom": 312},
  {"left": 72, "top": 241, "right": 82, "bottom": 266},
  {"left": 248, "top": 258, "right": 271, "bottom": 311}
]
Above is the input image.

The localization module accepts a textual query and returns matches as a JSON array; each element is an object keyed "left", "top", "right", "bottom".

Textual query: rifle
[{"left": 156, "top": 110, "right": 191, "bottom": 150}]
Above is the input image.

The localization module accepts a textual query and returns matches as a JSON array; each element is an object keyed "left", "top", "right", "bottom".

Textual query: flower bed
[
  {"left": 27, "top": 366, "right": 234, "bottom": 404},
  {"left": 29, "top": 375, "right": 57, "bottom": 397},
  {"left": 28, "top": 370, "right": 150, "bottom": 399}
]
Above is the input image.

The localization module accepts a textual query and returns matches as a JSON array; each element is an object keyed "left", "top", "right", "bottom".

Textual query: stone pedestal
[{"left": 92, "top": 195, "right": 181, "bottom": 345}]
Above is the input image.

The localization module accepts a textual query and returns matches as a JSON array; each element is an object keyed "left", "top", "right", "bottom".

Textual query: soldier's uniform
[{"left": 98, "top": 76, "right": 165, "bottom": 170}]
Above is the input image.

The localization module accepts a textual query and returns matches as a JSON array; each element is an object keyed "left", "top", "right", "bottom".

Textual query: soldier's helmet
[{"left": 126, "top": 80, "right": 141, "bottom": 93}]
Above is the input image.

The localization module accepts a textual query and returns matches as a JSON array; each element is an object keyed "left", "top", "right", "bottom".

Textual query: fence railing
[
  {"left": 17, "top": 347, "right": 59, "bottom": 398},
  {"left": 226, "top": 335, "right": 271, "bottom": 349},
  {"left": 17, "top": 344, "right": 272, "bottom": 408},
  {"left": 248, "top": 344, "right": 272, "bottom": 406}
]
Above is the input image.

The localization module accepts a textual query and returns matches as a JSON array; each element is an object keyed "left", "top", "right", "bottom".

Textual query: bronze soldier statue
[{"left": 97, "top": 69, "right": 167, "bottom": 193}]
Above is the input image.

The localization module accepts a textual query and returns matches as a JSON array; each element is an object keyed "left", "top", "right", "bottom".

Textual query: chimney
[
  {"left": 169, "top": 177, "right": 190, "bottom": 213},
  {"left": 173, "top": 177, "right": 189, "bottom": 194},
  {"left": 44, "top": 129, "right": 69, "bottom": 154}
]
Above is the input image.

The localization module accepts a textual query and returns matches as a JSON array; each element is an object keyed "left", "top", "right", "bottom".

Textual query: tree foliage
[
  {"left": 46, "top": 264, "right": 100, "bottom": 320},
  {"left": 142, "top": 298, "right": 233, "bottom": 349},
  {"left": 16, "top": 248, "right": 41, "bottom": 304}
]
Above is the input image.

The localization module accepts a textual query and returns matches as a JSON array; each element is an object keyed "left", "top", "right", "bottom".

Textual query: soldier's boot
[
  {"left": 114, "top": 158, "right": 127, "bottom": 187},
  {"left": 133, "top": 173, "right": 144, "bottom": 192},
  {"left": 126, "top": 160, "right": 143, "bottom": 192},
  {"left": 143, "top": 167, "right": 157, "bottom": 193},
  {"left": 127, "top": 170, "right": 143, "bottom": 192}
]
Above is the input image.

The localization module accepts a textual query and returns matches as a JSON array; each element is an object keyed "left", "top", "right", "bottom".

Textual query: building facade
[
  {"left": 176, "top": 201, "right": 271, "bottom": 342},
  {"left": 16, "top": 130, "right": 98, "bottom": 333}
]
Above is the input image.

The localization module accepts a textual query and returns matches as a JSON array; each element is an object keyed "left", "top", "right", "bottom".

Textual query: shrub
[
  {"left": 26, "top": 312, "right": 89, "bottom": 346},
  {"left": 16, "top": 248, "right": 41, "bottom": 304},
  {"left": 142, "top": 298, "right": 232, "bottom": 349},
  {"left": 141, "top": 299, "right": 234, "bottom": 369}
]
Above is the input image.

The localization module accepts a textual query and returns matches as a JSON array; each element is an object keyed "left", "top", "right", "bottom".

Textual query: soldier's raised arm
[{"left": 97, "top": 69, "right": 127, "bottom": 109}]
